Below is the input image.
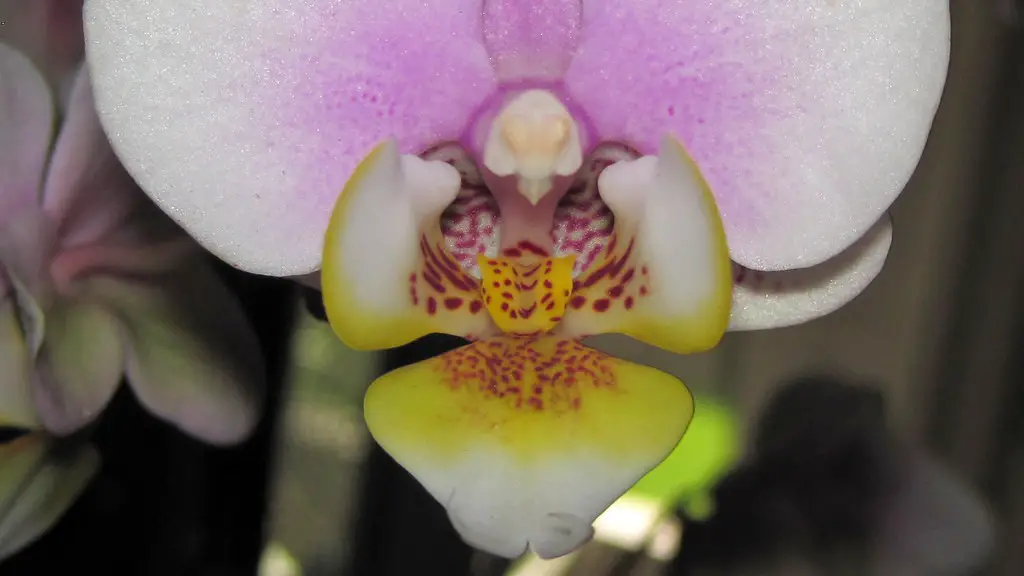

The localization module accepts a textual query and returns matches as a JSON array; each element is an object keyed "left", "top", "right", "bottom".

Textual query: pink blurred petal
[
  {"left": 565, "top": 0, "right": 949, "bottom": 270},
  {"left": 87, "top": 264, "right": 265, "bottom": 445},
  {"left": 0, "top": 433, "right": 99, "bottom": 561},
  {"left": 0, "top": 208, "right": 56, "bottom": 301},
  {"left": 0, "top": 44, "right": 53, "bottom": 221},
  {"left": 483, "top": 0, "right": 580, "bottom": 81},
  {"left": 42, "top": 65, "right": 142, "bottom": 250},
  {"left": 85, "top": 0, "right": 496, "bottom": 275},
  {"left": 0, "top": 0, "right": 84, "bottom": 96},
  {"left": 30, "top": 299, "right": 124, "bottom": 436},
  {"left": 0, "top": 286, "right": 38, "bottom": 428},
  {"left": 872, "top": 452, "right": 994, "bottom": 574}
]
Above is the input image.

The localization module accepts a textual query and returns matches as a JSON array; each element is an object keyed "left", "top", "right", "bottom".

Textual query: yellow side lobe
[
  {"left": 556, "top": 136, "right": 733, "bottom": 354},
  {"left": 364, "top": 334, "right": 693, "bottom": 464},
  {"left": 321, "top": 141, "right": 494, "bottom": 350}
]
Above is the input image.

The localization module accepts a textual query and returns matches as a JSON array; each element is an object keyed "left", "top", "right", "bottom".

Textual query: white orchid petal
[
  {"left": 728, "top": 217, "right": 893, "bottom": 331},
  {"left": 84, "top": 0, "right": 494, "bottom": 275},
  {"left": 566, "top": 0, "right": 949, "bottom": 270}
]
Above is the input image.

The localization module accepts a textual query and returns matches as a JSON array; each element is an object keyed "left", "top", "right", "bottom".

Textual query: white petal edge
[
  {"left": 728, "top": 216, "right": 892, "bottom": 331},
  {"left": 410, "top": 452, "right": 654, "bottom": 559}
]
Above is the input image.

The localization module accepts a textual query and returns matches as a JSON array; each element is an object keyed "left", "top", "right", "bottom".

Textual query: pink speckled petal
[
  {"left": 728, "top": 216, "right": 892, "bottom": 331},
  {"left": 0, "top": 44, "right": 52, "bottom": 221},
  {"left": 566, "top": 0, "right": 949, "bottom": 270},
  {"left": 84, "top": 0, "right": 497, "bottom": 276},
  {"left": 483, "top": 0, "right": 581, "bottom": 81}
]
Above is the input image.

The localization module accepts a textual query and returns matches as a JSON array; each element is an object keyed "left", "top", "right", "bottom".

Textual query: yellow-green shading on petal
[
  {"left": 0, "top": 433, "right": 99, "bottom": 560},
  {"left": 363, "top": 334, "right": 694, "bottom": 559}
]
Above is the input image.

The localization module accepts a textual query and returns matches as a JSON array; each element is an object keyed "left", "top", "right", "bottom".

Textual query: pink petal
[
  {"left": 0, "top": 0, "right": 84, "bottom": 95},
  {"left": 565, "top": 0, "right": 949, "bottom": 270},
  {"left": 0, "top": 207, "right": 56, "bottom": 301},
  {"left": 483, "top": 0, "right": 581, "bottom": 81},
  {"left": 0, "top": 433, "right": 99, "bottom": 561},
  {"left": 87, "top": 264, "right": 265, "bottom": 446},
  {"left": 85, "top": 0, "right": 497, "bottom": 276},
  {"left": 0, "top": 44, "right": 53, "bottom": 221},
  {"left": 42, "top": 65, "right": 141, "bottom": 250},
  {"left": 31, "top": 299, "right": 124, "bottom": 436}
]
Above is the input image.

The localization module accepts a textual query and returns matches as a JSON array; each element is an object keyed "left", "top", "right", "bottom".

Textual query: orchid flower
[
  {"left": 0, "top": 44, "right": 265, "bottom": 446},
  {"left": 83, "top": 0, "right": 951, "bottom": 559}
]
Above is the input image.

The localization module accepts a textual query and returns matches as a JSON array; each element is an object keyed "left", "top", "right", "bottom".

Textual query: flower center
[{"left": 429, "top": 140, "right": 636, "bottom": 337}]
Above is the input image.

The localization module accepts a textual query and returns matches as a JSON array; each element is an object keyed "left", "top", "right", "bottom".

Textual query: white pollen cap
[{"left": 483, "top": 90, "right": 583, "bottom": 204}]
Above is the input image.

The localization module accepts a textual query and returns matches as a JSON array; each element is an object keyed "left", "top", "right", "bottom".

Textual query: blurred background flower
[
  {"left": 1, "top": 0, "right": 267, "bottom": 559},
  {"left": 0, "top": 45, "right": 265, "bottom": 444}
]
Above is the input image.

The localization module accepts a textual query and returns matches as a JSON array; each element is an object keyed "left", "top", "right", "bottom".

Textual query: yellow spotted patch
[
  {"left": 476, "top": 254, "right": 575, "bottom": 335},
  {"left": 364, "top": 334, "right": 694, "bottom": 462}
]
